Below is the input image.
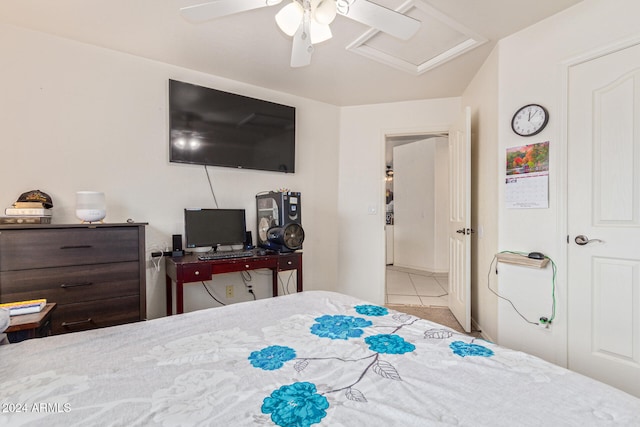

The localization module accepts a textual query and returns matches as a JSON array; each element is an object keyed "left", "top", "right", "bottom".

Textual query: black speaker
[
  {"left": 172, "top": 234, "right": 184, "bottom": 257},
  {"left": 256, "top": 191, "right": 304, "bottom": 252},
  {"left": 244, "top": 230, "right": 253, "bottom": 250}
]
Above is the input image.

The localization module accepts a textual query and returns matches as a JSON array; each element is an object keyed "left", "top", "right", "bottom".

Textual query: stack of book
[
  {"left": 0, "top": 299, "right": 47, "bottom": 316},
  {"left": 1, "top": 201, "right": 52, "bottom": 224}
]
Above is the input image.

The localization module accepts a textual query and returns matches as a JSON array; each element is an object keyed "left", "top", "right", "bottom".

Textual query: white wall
[
  {"left": 0, "top": 24, "right": 340, "bottom": 319},
  {"left": 495, "top": 0, "right": 640, "bottom": 364},
  {"left": 393, "top": 137, "right": 448, "bottom": 273},
  {"left": 337, "top": 98, "right": 461, "bottom": 304},
  {"left": 393, "top": 139, "right": 435, "bottom": 271}
]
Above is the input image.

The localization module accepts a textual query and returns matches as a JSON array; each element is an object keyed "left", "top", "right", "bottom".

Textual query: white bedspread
[{"left": 1, "top": 291, "right": 639, "bottom": 426}]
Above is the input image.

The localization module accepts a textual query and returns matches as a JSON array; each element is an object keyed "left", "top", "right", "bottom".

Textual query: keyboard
[{"left": 197, "top": 250, "right": 254, "bottom": 261}]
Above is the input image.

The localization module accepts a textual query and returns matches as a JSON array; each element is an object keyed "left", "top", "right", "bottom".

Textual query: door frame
[{"left": 558, "top": 33, "right": 640, "bottom": 368}]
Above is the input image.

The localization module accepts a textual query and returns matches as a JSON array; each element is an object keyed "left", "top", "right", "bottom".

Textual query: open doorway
[{"left": 384, "top": 133, "right": 450, "bottom": 309}]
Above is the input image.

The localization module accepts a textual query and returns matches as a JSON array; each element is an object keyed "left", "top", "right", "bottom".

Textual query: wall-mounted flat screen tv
[{"left": 169, "top": 79, "right": 296, "bottom": 173}]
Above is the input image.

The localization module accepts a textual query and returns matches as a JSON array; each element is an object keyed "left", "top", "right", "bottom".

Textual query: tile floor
[{"left": 385, "top": 265, "right": 449, "bottom": 307}]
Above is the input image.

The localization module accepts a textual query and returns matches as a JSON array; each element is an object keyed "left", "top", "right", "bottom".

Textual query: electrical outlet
[{"left": 226, "top": 285, "right": 234, "bottom": 299}]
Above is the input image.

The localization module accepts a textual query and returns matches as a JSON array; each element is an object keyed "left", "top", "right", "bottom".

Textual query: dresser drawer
[
  {"left": 211, "top": 257, "right": 274, "bottom": 274},
  {"left": 0, "top": 227, "right": 139, "bottom": 271},
  {"left": 51, "top": 295, "right": 141, "bottom": 335},
  {"left": 179, "top": 263, "right": 212, "bottom": 282},
  {"left": 0, "top": 262, "right": 140, "bottom": 304},
  {"left": 278, "top": 253, "right": 301, "bottom": 270}
]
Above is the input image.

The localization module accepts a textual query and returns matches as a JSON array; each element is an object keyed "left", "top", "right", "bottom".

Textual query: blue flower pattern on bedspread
[
  {"left": 252, "top": 305, "right": 493, "bottom": 426},
  {"left": 310, "top": 314, "right": 372, "bottom": 340},
  {"left": 354, "top": 304, "right": 389, "bottom": 317},
  {"left": 365, "top": 334, "right": 416, "bottom": 354},
  {"left": 450, "top": 341, "right": 494, "bottom": 358},
  {"left": 262, "top": 382, "right": 329, "bottom": 427},
  {"left": 249, "top": 345, "right": 297, "bottom": 370}
]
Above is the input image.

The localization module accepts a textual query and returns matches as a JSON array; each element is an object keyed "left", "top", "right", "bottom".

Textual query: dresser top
[{"left": 0, "top": 222, "right": 147, "bottom": 231}]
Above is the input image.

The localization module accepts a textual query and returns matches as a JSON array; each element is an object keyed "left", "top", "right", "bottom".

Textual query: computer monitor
[{"left": 184, "top": 208, "right": 246, "bottom": 252}]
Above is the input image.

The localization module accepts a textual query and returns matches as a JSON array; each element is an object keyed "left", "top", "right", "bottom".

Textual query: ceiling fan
[{"left": 180, "top": 0, "right": 421, "bottom": 68}]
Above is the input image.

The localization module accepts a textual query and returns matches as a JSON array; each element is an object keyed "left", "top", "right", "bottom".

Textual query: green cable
[{"left": 489, "top": 250, "right": 557, "bottom": 326}]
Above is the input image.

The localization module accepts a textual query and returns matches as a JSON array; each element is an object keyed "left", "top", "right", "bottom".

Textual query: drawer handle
[
  {"left": 245, "top": 264, "right": 250, "bottom": 268},
  {"left": 287, "top": 261, "right": 293, "bottom": 265},
  {"left": 61, "top": 318, "right": 93, "bottom": 328},
  {"left": 60, "top": 282, "right": 94, "bottom": 288},
  {"left": 194, "top": 271, "right": 200, "bottom": 276},
  {"left": 60, "top": 245, "right": 93, "bottom": 250}
]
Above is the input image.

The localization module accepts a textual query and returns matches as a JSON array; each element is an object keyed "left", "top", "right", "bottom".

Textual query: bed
[{"left": 1, "top": 290, "right": 639, "bottom": 426}]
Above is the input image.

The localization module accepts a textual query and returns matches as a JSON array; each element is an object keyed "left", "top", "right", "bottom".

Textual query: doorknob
[
  {"left": 575, "top": 235, "right": 604, "bottom": 245},
  {"left": 456, "top": 228, "right": 474, "bottom": 235}
]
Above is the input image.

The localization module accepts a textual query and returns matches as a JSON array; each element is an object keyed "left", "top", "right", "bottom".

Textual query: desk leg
[
  {"left": 166, "top": 276, "right": 173, "bottom": 316},
  {"left": 297, "top": 265, "right": 303, "bottom": 293},
  {"left": 272, "top": 269, "right": 278, "bottom": 297},
  {"left": 166, "top": 277, "right": 185, "bottom": 315},
  {"left": 176, "top": 281, "right": 184, "bottom": 314}
]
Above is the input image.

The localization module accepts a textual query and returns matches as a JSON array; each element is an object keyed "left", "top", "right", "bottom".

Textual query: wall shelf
[{"left": 496, "top": 252, "right": 549, "bottom": 269}]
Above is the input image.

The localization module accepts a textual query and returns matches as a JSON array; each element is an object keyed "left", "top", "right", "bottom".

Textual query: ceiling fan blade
[
  {"left": 338, "top": 0, "right": 420, "bottom": 40},
  {"left": 290, "top": 20, "right": 313, "bottom": 68},
  {"left": 180, "top": 0, "right": 281, "bottom": 23}
]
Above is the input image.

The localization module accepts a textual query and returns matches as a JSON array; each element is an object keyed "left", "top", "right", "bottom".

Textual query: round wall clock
[{"left": 511, "top": 104, "right": 549, "bottom": 137}]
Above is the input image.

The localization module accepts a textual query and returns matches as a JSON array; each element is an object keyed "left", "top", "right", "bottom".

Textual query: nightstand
[{"left": 6, "top": 303, "right": 56, "bottom": 343}]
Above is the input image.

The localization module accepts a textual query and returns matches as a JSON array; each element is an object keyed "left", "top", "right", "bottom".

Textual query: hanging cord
[
  {"left": 151, "top": 252, "right": 163, "bottom": 272},
  {"left": 487, "top": 251, "right": 557, "bottom": 326},
  {"left": 204, "top": 165, "right": 219, "bottom": 208},
  {"left": 241, "top": 271, "right": 256, "bottom": 300},
  {"left": 148, "top": 242, "right": 169, "bottom": 272},
  {"left": 202, "top": 282, "right": 225, "bottom": 306},
  {"left": 285, "top": 271, "right": 295, "bottom": 294},
  {"left": 275, "top": 271, "right": 295, "bottom": 295}
]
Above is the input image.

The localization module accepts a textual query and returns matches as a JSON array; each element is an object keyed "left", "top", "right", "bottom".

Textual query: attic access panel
[{"left": 346, "top": 0, "right": 487, "bottom": 75}]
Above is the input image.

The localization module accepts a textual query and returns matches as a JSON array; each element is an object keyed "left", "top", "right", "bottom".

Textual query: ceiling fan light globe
[
  {"left": 275, "top": 1, "right": 304, "bottom": 37},
  {"left": 310, "top": 21, "right": 332, "bottom": 44},
  {"left": 313, "top": 0, "right": 337, "bottom": 25}
]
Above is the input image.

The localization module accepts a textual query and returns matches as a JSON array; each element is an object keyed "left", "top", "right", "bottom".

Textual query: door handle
[
  {"left": 456, "top": 228, "right": 474, "bottom": 235},
  {"left": 575, "top": 235, "right": 604, "bottom": 245}
]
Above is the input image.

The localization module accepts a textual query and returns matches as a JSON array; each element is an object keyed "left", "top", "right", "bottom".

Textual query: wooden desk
[
  {"left": 165, "top": 252, "right": 302, "bottom": 315},
  {"left": 6, "top": 302, "right": 56, "bottom": 342}
]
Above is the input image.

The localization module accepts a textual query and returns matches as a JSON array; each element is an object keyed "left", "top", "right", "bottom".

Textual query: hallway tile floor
[{"left": 385, "top": 265, "right": 448, "bottom": 307}]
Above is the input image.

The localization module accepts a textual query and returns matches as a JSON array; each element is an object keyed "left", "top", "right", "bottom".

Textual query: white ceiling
[{"left": 0, "top": 0, "right": 582, "bottom": 106}]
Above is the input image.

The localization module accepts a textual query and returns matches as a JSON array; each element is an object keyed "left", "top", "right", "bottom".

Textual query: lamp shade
[
  {"left": 275, "top": 1, "right": 304, "bottom": 36},
  {"left": 76, "top": 191, "right": 106, "bottom": 223},
  {"left": 313, "top": 0, "right": 337, "bottom": 25}
]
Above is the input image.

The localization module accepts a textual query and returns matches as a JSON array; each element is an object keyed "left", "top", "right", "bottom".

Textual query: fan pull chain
[
  {"left": 336, "top": 0, "right": 355, "bottom": 15},
  {"left": 302, "top": 0, "right": 311, "bottom": 41}
]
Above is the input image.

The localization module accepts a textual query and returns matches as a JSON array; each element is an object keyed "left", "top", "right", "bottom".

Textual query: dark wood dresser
[{"left": 0, "top": 223, "right": 146, "bottom": 335}]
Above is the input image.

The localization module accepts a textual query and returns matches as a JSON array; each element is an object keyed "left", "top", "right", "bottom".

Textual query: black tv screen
[{"left": 169, "top": 80, "right": 296, "bottom": 173}]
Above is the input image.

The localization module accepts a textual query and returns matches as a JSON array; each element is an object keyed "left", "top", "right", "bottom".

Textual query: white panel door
[
  {"left": 568, "top": 42, "right": 640, "bottom": 397},
  {"left": 448, "top": 107, "right": 471, "bottom": 332}
]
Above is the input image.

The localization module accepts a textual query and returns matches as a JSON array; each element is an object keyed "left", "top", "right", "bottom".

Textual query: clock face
[{"left": 511, "top": 104, "right": 548, "bottom": 136}]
